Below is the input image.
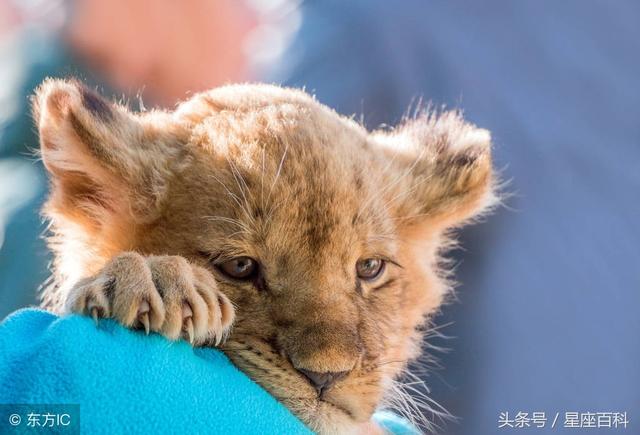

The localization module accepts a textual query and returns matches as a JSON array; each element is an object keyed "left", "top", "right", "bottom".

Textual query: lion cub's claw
[
  {"left": 137, "top": 300, "right": 151, "bottom": 335},
  {"left": 90, "top": 306, "right": 100, "bottom": 325},
  {"left": 182, "top": 303, "right": 194, "bottom": 344}
]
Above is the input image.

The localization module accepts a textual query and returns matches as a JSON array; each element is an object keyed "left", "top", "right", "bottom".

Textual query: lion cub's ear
[
  {"left": 374, "top": 111, "right": 497, "bottom": 233},
  {"left": 33, "top": 79, "right": 184, "bottom": 228}
]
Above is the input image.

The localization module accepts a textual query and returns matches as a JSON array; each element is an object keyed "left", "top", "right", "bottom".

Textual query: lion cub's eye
[
  {"left": 356, "top": 258, "right": 385, "bottom": 281},
  {"left": 217, "top": 257, "right": 258, "bottom": 280}
]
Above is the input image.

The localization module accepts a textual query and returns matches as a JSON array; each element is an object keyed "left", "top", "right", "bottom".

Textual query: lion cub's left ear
[
  {"left": 374, "top": 111, "right": 497, "bottom": 233},
  {"left": 33, "top": 79, "right": 184, "bottom": 228}
]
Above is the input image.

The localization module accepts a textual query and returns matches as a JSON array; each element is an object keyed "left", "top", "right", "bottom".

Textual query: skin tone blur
[
  {"left": 0, "top": 2, "right": 19, "bottom": 36},
  {"left": 65, "top": 0, "right": 258, "bottom": 106}
]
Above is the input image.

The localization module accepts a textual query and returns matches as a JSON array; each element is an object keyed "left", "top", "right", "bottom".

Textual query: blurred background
[{"left": 1, "top": 0, "right": 638, "bottom": 433}]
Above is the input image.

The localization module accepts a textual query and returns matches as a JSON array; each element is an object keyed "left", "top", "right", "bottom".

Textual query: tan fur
[{"left": 34, "top": 79, "right": 496, "bottom": 434}]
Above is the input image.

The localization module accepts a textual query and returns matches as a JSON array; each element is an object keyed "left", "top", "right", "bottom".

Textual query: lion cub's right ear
[{"left": 33, "top": 79, "right": 184, "bottom": 228}]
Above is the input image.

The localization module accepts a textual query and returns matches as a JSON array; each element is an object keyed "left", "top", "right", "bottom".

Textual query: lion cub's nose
[{"left": 297, "top": 369, "right": 348, "bottom": 395}]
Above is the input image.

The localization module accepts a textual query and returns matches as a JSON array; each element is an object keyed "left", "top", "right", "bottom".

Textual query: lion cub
[{"left": 34, "top": 79, "right": 495, "bottom": 434}]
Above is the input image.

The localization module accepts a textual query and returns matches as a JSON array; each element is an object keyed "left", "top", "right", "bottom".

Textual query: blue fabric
[
  {"left": 0, "top": 309, "right": 416, "bottom": 435},
  {"left": 0, "top": 309, "right": 311, "bottom": 435},
  {"left": 373, "top": 411, "right": 420, "bottom": 435}
]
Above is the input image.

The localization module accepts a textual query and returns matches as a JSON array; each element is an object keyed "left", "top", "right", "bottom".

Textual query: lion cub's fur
[{"left": 33, "top": 79, "right": 496, "bottom": 434}]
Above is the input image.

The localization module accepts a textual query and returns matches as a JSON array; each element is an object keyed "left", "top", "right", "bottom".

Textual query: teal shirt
[{"left": 0, "top": 309, "right": 417, "bottom": 434}]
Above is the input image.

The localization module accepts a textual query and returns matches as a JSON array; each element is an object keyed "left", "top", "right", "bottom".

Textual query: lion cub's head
[{"left": 34, "top": 79, "right": 495, "bottom": 433}]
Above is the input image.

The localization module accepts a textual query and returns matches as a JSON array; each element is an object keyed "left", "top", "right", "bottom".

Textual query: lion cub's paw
[{"left": 66, "top": 252, "right": 235, "bottom": 346}]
